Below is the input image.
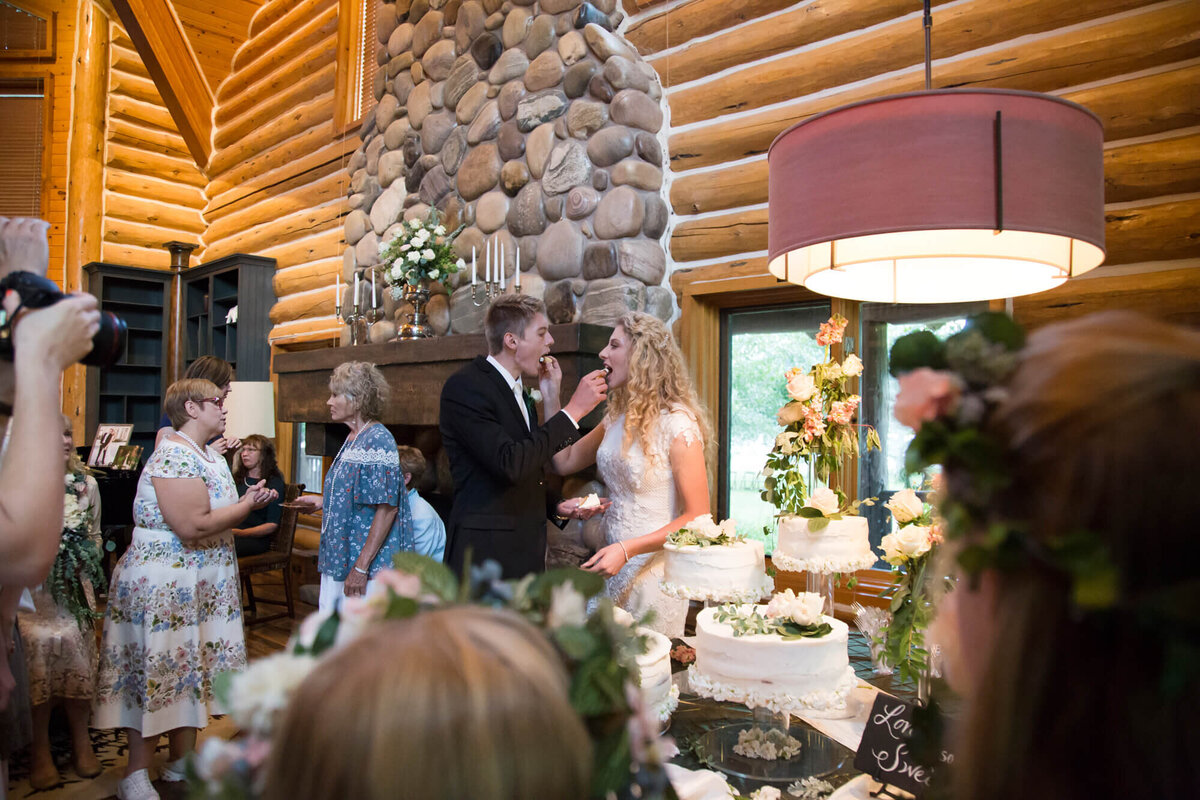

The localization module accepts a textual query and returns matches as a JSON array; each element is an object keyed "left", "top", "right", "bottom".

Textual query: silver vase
[{"left": 398, "top": 282, "right": 433, "bottom": 339}]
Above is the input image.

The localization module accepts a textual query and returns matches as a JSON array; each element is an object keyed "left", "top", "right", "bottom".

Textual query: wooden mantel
[{"left": 274, "top": 323, "right": 612, "bottom": 430}]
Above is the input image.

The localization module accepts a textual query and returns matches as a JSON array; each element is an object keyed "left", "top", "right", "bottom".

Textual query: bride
[{"left": 547, "top": 312, "right": 710, "bottom": 636}]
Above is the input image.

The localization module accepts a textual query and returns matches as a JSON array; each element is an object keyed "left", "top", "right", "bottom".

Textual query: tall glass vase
[
  {"left": 398, "top": 280, "right": 433, "bottom": 339},
  {"left": 805, "top": 570, "right": 836, "bottom": 617}
]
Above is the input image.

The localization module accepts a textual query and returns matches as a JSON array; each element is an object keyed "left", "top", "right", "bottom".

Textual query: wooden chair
[{"left": 239, "top": 482, "right": 304, "bottom": 626}]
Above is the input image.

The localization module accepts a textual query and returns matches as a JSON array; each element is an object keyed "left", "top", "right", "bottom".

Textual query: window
[
  {"left": 0, "top": 1, "right": 52, "bottom": 57},
  {"left": 856, "top": 302, "right": 987, "bottom": 561},
  {"left": 334, "top": 0, "right": 379, "bottom": 133},
  {"left": 0, "top": 77, "right": 44, "bottom": 216},
  {"left": 292, "top": 422, "right": 324, "bottom": 494},
  {"left": 720, "top": 302, "right": 831, "bottom": 553}
]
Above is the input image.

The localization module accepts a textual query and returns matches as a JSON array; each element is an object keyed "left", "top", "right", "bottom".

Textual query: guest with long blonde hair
[{"left": 548, "top": 311, "right": 710, "bottom": 636}]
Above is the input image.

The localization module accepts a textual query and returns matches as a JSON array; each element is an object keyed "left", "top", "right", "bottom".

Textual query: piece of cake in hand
[
  {"left": 687, "top": 590, "right": 858, "bottom": 718},
  {"left": 660, "top": 514, "right": 774, "bottom": 604}
]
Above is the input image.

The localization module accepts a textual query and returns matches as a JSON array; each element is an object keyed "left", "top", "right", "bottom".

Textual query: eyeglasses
[{"left": 198, "top": 396, "right": 224, "bottom": 410}]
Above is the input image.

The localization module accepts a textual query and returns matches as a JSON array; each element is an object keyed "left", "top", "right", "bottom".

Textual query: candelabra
[
  {"left": 471, "top": 239, "right": 522, "bottom": 306},
  {"left": 336, "top": 268, "right": 383, "bottom": 345}
]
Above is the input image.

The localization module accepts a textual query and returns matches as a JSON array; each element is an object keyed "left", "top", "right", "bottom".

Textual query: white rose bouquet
[
  {"left": 46, "top": 470, "right": 106, "bottom": 629},
  {"left": 377, "top": 209, "right": 466, "bottom": 299}
]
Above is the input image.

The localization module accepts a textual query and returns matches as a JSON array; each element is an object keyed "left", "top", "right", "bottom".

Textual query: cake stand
[{"left": 694, "top": 718, "right": 854, "bottom": 785}]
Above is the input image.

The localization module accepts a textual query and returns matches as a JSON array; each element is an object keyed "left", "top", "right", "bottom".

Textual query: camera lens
[{"left": 82, "top": 311, "right": 128, "bottom": 367}]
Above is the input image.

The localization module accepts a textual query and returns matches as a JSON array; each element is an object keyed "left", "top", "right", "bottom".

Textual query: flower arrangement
[
  {"left": 46, "top": 471, "right": 106, "bottom": 628},
  {"left": 714, "top": 590, "right": 832, "bottom": 640},
  {"left": 377, "top": 210, "right": 465, "bottom": 299},
  {"left": 665, "top": 513, "right": 742, "bottom": 547},
  {"left": 876, "top": 487, "right": 945, "bottom": 683},
  {"left": 762, "top": 314, "right": 881, "bottom": 516},
  {"left": 193, "top": 555, "right": 677, "bottom": 800}
]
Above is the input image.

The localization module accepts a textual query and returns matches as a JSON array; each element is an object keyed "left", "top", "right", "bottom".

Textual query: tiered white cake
[
  {"left": 687, "top": 592, "right": 858, "bottom": 717},
  {"left": 659, "top": 515, "right": 774, "bottom": 604},
  {"left": 771, "top": 515, "right": 876, "bottom": 575},
  {"left": 637, "top": 628, "right": 680, "bottom": 722}
]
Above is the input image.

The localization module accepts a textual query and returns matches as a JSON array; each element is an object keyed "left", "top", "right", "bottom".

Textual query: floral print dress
[{"left": 93, "top": 440, "right": 246, "bottom": 737}]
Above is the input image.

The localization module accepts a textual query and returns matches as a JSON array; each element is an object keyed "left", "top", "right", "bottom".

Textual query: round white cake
[
  {"left": 687, "top": 605, "right": 858, "bottom": 717},
  {"left": 660, "top": 540, "right": 774, "bottom": 603},
  {"left": 771, "top": 515, "right": 876, "bottom": 574},
  {"left": 636, "top": 628, "right": 679, "bottom": 722}
]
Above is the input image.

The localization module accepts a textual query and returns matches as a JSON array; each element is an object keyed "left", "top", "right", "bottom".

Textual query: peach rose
[{"left": 894, "top": 368, "right": 963, "bottom": 431}]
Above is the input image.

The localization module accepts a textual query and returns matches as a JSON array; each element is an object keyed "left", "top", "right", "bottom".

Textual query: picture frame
[
  {"left": 88, "top": 424, "right": 134, "bottom": 467},
  {"left": 111, "top": 444, "right": 143, "bottom": 471}
]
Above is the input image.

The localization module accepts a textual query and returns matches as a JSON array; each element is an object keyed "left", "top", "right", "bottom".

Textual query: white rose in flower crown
[
  {"left": 225, "top": 652, "right": 316, "bottom": 735},
  {"left": 546, "top": 582, "right": 587, "bottom": 629},
  {"left": 765, "top": 590, "right": 824, "bottom": 626},
  {"left": 785, "top": 371, "right": 817, "bottom": 402},
  {"left": 884, "top": 488, "right": 925, "bottom": 524},
  {"left": 843, "top": 353, "right": 863, "bottom": 377},
  {"left": 805, "top": 487, "right": 840, "bottom": 516}
]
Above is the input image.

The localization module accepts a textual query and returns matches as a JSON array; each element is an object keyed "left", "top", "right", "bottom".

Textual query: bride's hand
[{"left": 581, "top": 543, "right": 627, "bottom": 578}]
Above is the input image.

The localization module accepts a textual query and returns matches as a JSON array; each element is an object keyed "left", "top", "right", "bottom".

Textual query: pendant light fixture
[{"left": 767, "top": 2, "right": 1106, "bottom": 303}]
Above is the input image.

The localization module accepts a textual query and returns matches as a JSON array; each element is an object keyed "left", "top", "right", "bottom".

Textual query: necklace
[{"left": 176, "top": 430, "right": 215, "bottom": 462}]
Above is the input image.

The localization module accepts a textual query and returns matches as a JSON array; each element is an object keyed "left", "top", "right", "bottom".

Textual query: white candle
[
  {"left": 500, "top": 241, "right": 505, "bottom": 290},
  {"left": 515, "top": 246, "right": 521, "bottom": 288},
  {"left": 485, "top": 240, "right": 491, "bottom": 284},
  {"left": 471, "top": 246, "right": 477, "bottom": 286},
  {"left": 335, "top": 272, "right": 341, "bottom": 315},
  {"left": 371, "top": 269, "right": 376, "bottom": 306},
  {"left": 353, "top": 271, "right": 360, "bottom": 307}
]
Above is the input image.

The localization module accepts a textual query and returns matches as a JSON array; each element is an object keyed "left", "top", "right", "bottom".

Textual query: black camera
[{"left": 0, "top": 271, "right": 127, "bottom": 367}]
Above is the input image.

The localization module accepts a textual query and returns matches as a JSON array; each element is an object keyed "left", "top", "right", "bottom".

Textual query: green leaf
[
  {"left": 889, "top": 329, "right": 947, "bottom": 376},
  {"left": 957, "top": 311, "right": 1025, "bottom": 351},
  {"left": 806, "top": 516, "right": 830, "bottom": 532},
  {"left": 527, "top": 568, "right": 605, "bottom": 606},
  {"left": 778, "top": 621, "right": 833, "bottom": 639},
  {"left": 553, "top": 625, "right": 597, "bottom": 660},
  {"left": 384, "top": 593, "right": 419, "bottom": 619},
  {"left": 797, "top": 507, "right": 824, "bottom": 518},
  {"left": 392, "top": 552, "right": 459, "bottom": 603}
]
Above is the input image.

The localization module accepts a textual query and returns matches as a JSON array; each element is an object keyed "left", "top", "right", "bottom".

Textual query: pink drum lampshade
[{"left": 767, "top": 89, "right": 1106, "bottom": 303}]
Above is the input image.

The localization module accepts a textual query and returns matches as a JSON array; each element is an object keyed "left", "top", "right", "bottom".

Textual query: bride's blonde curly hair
[{"left": 604, "top": 312, "right": 710, "bottom": 462}]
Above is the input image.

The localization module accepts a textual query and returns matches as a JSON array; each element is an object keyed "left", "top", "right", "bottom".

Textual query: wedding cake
[
  {"left": 687, "top": 590, "right": 858, "bottom": 717},
  {"left": 770, "top": 488, "right": 876, "bottom": 574},
  {"left": 659, "top": 515, "right": 774, "bottom": 604},
  {"left": 612, "top": 608, "right": 679, "bottom": 722}
]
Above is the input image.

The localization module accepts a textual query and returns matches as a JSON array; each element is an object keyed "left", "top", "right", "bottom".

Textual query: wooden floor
[{"left": 6, "top": 570, "right": 316, "bottom": 799}]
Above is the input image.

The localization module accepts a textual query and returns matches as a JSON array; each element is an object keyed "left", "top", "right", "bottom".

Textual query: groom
[{"left": 440, "top": 294, "right": 608, "bottom": 579}]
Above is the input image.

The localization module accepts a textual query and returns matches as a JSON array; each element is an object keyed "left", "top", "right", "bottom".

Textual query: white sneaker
[
  {"left": 160, "top": 756, "right": 187, "bottom": 782},
  {"left": 117, "top": 768, "right": 160, "bottom": 800}
]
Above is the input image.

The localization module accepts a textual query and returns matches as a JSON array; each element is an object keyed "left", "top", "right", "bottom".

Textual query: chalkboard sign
[{"left": 853, "top": 694, "right": 952, "bottom": 797}]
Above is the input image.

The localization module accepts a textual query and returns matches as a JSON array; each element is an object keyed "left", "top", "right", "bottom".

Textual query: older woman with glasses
[
  {"left": 94, "top": 379, "right": 278, "bottom": 800},
  {"left": 288, "top": 361, "right": 414, "bottom": 612}
]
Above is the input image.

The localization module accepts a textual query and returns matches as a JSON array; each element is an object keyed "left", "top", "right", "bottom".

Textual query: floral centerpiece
[
  {"left": 192, "top": 555, "right": 678, "bottom": 800},
  {"left": 876, "top": 488, "right": 944, "bottom": 684},
  {"left": 377, "top": 210, "right": 465, "bottom": 339},
  {"left": 47, "top": 471, "right": 106, "bottom": 628},
  {"left": 660, "top": 514, "right": 774, "bottom": 604},
  {"left": 761, "top": 314, "right": 880, "bottom": 515}
]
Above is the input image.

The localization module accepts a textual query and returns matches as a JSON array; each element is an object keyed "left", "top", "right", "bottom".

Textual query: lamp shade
[
  {"left": 767, "top": 89, "right": 1106, "bottom": 303},
  {"left": 223, "top": 381, "right": 277, "bottom": 440}
]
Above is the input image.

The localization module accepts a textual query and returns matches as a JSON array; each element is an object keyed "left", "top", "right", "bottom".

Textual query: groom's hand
[{"left": 563, "top": 369, "right": 608, "bottom": 421}]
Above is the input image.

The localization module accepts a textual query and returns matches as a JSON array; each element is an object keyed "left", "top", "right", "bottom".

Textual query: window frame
[
  {"left": 333, "top": 0, "right": 379, "bottom": 137},
  {"left": 0, "top": 1, "right": 56, "bottom": 61},
  {"left": 0, "top": 74, "right": 52, "bottom": 220}
]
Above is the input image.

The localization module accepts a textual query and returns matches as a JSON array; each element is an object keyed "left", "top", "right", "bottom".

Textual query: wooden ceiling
[{"left": 171, "top": 0, "right": 264, "bottom": 91}]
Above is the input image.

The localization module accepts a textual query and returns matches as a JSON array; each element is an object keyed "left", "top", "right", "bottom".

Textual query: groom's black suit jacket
[{"left": 440, "top": 355, "right": 579, "bottom": 579}]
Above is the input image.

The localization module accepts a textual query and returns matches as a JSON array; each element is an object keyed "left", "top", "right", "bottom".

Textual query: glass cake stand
[{"left": 695, "top": 718, "right": 854, "bottom": 784}]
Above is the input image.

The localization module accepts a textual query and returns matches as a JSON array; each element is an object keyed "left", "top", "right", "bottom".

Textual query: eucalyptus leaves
[
  {"left": 46, "top": 471, "right": 106, "bottom": 629},
  {"left": 715, "top": 591, "right": 832, "bottom": 641}
]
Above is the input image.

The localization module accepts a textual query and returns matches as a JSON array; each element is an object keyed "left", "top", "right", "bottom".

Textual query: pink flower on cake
[
  {"left": 894, "top": 368, "right": 963, "bottom": 431},
  {"left": 784, "top": 368, "right": 817, "bottom": 402}
]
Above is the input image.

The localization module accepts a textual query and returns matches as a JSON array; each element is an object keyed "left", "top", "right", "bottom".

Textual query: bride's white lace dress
[{"left": 596, "top": 408, "right": 701, "bottom": 637}]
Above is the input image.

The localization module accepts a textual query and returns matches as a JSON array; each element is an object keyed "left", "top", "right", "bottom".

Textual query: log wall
[
  {"left": 622, "top": 0, "right": 1200, "bottom": 288},
  {"left": 101, "top": 19, "right": 207, "bottom": 268},
  {"left": 203, "top": 0, "right": 357, "bottom": 345}
]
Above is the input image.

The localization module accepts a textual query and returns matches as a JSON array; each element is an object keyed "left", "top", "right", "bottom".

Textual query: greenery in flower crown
[
  {"left": 47, "top": 471, "right": 106, "bottom": 628},
  {"left": 196, "top": 555, "right": 678, "bottom": 800},
  {"left": 377, "top": 209, "right": 465, "bottom": 299},
  {"left": 762, "top": 314, "right": 881, "bottom": 516}
]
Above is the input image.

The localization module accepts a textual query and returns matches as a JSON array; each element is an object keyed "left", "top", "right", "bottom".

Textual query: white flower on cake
[
  {"left": 884, "top": 488, "right": 925, "bottom": 524},
  {"left": 785, "top": 369, "right": 817, "bottom": 402},
  {"left": 666, "top": 513, "right": 740, "bottom": 547},
  {"left": 804, "top": 487, "right": 841, "bottom": 517},
  {"left": 223, "top": 652, "right": 316, "bottom": 735},
  {"left": 880, "top": 525, "right": 933, "bottom": 566},
  {"left": 764, "top": 590, "right": 825, "bottom": 627},
  {"left": 748, "top": 787, "right": 783, "bottom": 800},
  {"left": 842, "top": 353, "right": 864, "bottom": 377},
  {"left": 546, "top": 582, "right": 587, "bottom": 629}
]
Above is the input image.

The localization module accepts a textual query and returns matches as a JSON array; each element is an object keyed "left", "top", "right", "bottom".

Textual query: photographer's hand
[
  {"left": 6, "top": 292, "right": 100, "bottom": 371},
  {"left": 0, "top": 217, "right": 50, "bottom": 278}
]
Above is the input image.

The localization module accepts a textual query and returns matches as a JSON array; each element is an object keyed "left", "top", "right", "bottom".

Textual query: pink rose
[
  {"left": 374, "top": 568, "right": 422, "bottom": 599},
  {"left": 894, "top": 368, "right": 963, "bottom": 431}
]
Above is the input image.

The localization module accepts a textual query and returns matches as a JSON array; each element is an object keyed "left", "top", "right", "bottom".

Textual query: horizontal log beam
[
  {"left": 215, "top": 61, "right": 337, "bottom": 151},
  {"left": 270, "top": 288, "right": 336, "bottom": 325},
  {"left": 110, "top": 69, "right": 163, "bottom": 106},
  {"left": 272, "top": 257, "right": 341, "bottom": 297},
  {"left": 1013, "top": 265, "right": 1200, "bottom": 330},
  {"left": 109, "top": 93, "right": 177, "bottom": 133},
  {"left": 100, "top": 241, "right": 183, "bottom": 269},
  {"left": 106, "top": 168, "right": 206, "bottom": 208},
  {"left": 268, "top": 317, "right": 341, "bottom": 346},
  {"left": 206, "top": 129, "right": 358, "bottom": 205},
  {"left": 206, "top": 92, "right": 335, "bottom": 178},
  {"left": 106, "top": 189, "right": 206, "bottom": 233},
  {"left": 626, "top": 0, "right": 798, "bottom": 56},
  {"left": 1104, "top": 131, "right": 1200, "bottom": 204},
  {"left": 205, "top": 169, "right": 349, "bottom": 243},
  {"left": 205, "top": 154, "right": 348, "bottom": 224},
  {"left": 107, "top": 142, "right": 207, "bottom": 187},
  {"left": 222, "top": 0, "right": 336, "bottom": 103},
  {"left": 667, "top": 15, "right": 1200, "bottom": 170},
  {"left": 670, "top": 161, "right": 767, "bottom": 216},
  {"left": 257, "top": 226, "right": 345, "bottom": 270},
  {"left": 668, "top": 0, "right": 1194, "bottom": 127},
  {"left": 104, "top": 216, "right": 201, "bottom": 250},
  {"left": 670, "top": 208, "right": 768, "bottom": 263},
  {"left": 111, "top": 0, "right": 214, "bottom": 167},
  {"left": 217, "top": 32, "right": 336, "bottom": 126},
  {"left": 108, "top": 116, "right": 192, "bottom": 159},
  {"left": 202, "top": 200, "right": 345, "bottom": 263},
  {"left": 110, "top": 42, "right": 149, "bottom": 79}
]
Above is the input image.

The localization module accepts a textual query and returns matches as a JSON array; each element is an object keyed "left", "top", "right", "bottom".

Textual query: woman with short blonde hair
[
  {"left": 288, "top": 362, "right": 413, "bottom": 611},
  {"left": 263, "top": 606, "right": 591, "bottom": 800}
]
